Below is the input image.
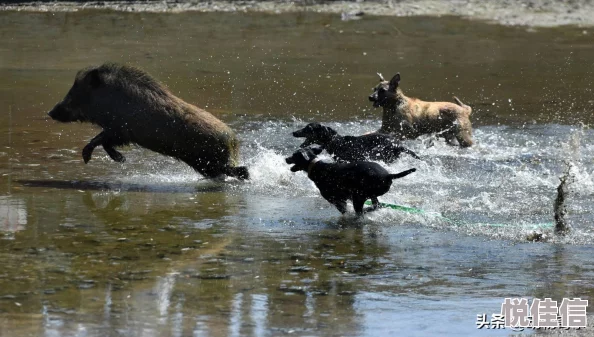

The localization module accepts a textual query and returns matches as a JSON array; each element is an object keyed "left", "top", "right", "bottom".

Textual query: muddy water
[{"left": 1, "top": 10, "right": 594, "bottom": 337}]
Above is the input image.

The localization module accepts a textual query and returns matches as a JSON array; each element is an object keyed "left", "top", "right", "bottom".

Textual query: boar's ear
[
  {"left": 88, "top": 69, "right": 103, "bottom": 88},
  {"left": 388, "top": 72, "right": 400, "bottom": 90}
]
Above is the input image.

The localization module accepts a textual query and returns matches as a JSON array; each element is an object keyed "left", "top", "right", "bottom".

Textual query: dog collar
[{"left": 307, "top": 158, "right": 322, "bottom": 177}]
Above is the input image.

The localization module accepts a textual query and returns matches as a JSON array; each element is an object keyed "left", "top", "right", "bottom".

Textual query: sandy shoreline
[{"left": 1, "top": 0, "right": 594, "bottom": 28}]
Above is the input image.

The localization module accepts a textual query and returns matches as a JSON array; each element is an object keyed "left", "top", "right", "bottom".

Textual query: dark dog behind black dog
[
  {"left": 285, "top": 146, "right": 416, "bottom": 215},
  {"left": 293, "top": 123, "right": 419, "bottom": 163}
]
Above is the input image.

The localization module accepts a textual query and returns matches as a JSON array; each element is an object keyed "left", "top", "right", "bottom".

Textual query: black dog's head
[
  {"left": 369, "top": 72, "right": 401, "bottom": 108},
  {"left": 285, "top": 145, "right": 324, "bottom": 172},
  {"left": 292, "top": 123, "right": 338, "bottom": 148}
]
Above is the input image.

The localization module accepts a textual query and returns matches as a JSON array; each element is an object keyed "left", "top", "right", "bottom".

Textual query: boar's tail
[
  {"left": 388, "top": 168, "right": 416, "bottom": 180},
  {"left": 225, "top": 166, "right": 250, "bottom": 180}
]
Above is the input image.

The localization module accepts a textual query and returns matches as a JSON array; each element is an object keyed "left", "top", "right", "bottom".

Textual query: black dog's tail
[
  {"left": 388, "top": 168, "right": 416, "bottom": 180},
  {"left": 225, "top": 166, "right": 250, "bottom": 180}
]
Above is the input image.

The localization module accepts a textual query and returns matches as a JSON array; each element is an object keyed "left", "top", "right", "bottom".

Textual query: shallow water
[{"left": 1, "top": 10, "right": 594, "bottom": 337}]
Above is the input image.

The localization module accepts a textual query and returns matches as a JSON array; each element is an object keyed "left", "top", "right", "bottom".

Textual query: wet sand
[{"left": 2, "top": 0, "right": 594, "bottom": 28}]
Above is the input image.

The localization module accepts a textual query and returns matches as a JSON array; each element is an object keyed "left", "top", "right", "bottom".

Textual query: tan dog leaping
[{"left": 369, "top": 72, "right": 473, "bottom": 147}]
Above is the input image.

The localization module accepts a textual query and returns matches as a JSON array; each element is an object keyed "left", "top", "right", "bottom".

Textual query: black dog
[
  {"left": 293, "top": 123, "right": 420, "bottom": 163},
  {"left": 285, "top": 146, "right": 416, "bottom": 215}
]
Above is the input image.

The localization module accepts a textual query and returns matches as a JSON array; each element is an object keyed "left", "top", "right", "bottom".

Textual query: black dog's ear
[
  {"left": 324, "top": 126, "right": 338, "bottom": 136},
  {"left": 88, "top": 68, "right": 102, "bottom": 88},
  {"left": 308, "top": 122, "right": 322, "bottom": 131},
  {"left": 388, "top": 73, "right": 400, "bottom": 90}
]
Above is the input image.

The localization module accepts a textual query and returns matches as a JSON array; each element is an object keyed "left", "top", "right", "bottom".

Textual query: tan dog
[{"left": 368, "top": 72, "right": 473, "bottom": 147}]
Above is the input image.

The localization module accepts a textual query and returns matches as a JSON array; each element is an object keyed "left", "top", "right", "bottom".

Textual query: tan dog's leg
[
  {"left": 443, "top": 132, "right": 458, "bottom": 146},
  {"left": 455, "top": 121, "right": 474, "bottom": 147}
]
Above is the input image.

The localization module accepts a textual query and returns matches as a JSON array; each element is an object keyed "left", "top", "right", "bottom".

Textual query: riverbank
[{"left": 2, "top": 0, "right": 594, "bottom": 28}]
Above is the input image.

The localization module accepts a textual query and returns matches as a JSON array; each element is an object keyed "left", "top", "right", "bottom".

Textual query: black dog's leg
[
  {"left": 332, "top": 200, "right": 348, "bottom": 214},
  {"left": 353, "top": 196, "right": 367, "bottom": 216},
  {"left": 83, "top": 131, "right": 126, "bottom": 164},
  {"left": 364, "top": 197, "right": 380, "bottom": 213},
  {"left": 363, "top": 197, "right": 381, "bottom": 213}
]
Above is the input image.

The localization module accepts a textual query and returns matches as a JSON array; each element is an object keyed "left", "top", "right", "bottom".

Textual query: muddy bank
[{"left": 2, "top": 0, "right": 594, "bottom": 27}]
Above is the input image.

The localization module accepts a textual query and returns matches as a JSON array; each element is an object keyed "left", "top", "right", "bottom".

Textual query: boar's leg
[
  {"left": 82, "top": 131, "right": 126, "bottom": 164},
  {"left": 102, "top": 144, "right": 126, "bottom": 163},
  {"left": 82, "top": 133, "right": 103, "bottom": 163}
]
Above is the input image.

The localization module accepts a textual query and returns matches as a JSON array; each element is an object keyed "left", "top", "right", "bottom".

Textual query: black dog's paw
[
  {"left": 363, "top": 204, "right": 382, "bottom": 213},
  {"left": 363, "top": 206, "right": 376, "bottom": 213}
]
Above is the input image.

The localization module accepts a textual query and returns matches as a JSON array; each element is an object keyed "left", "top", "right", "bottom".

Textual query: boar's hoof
[
  {"left": 82, "top": 144, "right": 94, "bottom": 164},
  {"left": 105, "top": 147, "right": 126, "bottom": 163},
  {"left": 110, "top": 152, "right": 126, "bottom": 163}
]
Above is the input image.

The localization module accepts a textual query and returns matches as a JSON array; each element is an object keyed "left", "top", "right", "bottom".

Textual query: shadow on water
[{"left": 15, "top": 179, "right": 226, "bottom": 193}]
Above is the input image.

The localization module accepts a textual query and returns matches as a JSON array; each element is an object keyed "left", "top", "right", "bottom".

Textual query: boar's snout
[{"left": 47, "top": 102, "right": 74, "bottom": 123}]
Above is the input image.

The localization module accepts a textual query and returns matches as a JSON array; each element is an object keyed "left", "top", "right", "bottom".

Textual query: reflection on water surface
[{"left": 1, "top": 9, "right": 593, "bottom": 337}]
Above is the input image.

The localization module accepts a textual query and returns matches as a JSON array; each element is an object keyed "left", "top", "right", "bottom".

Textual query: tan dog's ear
[{"left": 388, "top": 73, "right": 400, "bottom": 90}]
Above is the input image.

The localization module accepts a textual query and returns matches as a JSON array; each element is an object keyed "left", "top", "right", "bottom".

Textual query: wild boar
[{"left": 48, "top": 63, "right": 249, "bottom": 180}]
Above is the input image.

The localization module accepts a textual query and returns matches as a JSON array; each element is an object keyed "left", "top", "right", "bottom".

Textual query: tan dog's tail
[{"left": 453, "top": 96, "right": 472, "bottom": 114}]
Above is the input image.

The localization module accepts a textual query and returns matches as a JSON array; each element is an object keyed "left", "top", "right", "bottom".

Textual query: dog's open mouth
[
  {"left": 372, "top": 97, "right": 387, "bottom": 108},
  {"left": 369, "top": 94, "right": 384, "bottom": 108},
  {"left": 285, "top": 157, "right": 302, "bottom": 172}
]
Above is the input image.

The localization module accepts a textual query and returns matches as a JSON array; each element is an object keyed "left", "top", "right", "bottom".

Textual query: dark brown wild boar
[{"left": 48, "top": 63, "right": 249, "bottom": 180}]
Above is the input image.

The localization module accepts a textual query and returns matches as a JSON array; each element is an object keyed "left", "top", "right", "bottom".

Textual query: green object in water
[
  {"left": 374, "top": 201, "right": 425, "bottom": 214},
  {"left": 364, "top": 200, "right": 554, "bottom": 229}
]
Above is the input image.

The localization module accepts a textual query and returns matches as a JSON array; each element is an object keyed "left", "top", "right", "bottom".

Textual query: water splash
[{"left": 91, "top": 121, "right": 594, "bottom": 244}]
